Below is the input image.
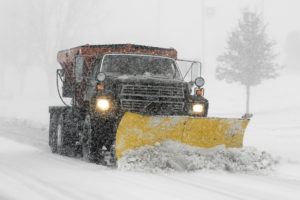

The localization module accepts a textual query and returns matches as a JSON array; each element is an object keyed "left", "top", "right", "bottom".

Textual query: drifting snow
[{"left": 118, "top": 140, "right": 277, "bottom": 173}]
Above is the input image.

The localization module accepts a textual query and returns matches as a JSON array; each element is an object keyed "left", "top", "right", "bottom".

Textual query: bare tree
[
  {"left": 16, "top": 0, "right": 108, "bottom": 96},
  {"left": 216, "top": 10, "right": 279, "bottom": 115}
]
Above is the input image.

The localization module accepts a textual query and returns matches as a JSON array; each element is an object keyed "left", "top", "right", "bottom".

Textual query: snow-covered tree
[{"left": 216, "top": 11, "right": 279, "bottom": 115}]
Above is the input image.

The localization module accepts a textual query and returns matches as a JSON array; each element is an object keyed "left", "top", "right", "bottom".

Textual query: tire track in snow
[
  {"left": 0, "top": 136, "right": 112, "bottom": 200},
  {"left": 0, "top": 167, "right": 66, "bottom": 200},
  {"left": 164, "top": 173, "right": 300, "bottom": 200},
  {"left": 0, "top": 148, "right": 114, "bottom": 200},
  {"left": 162, "top": 174, "right": 246, "bottom": 200},
  {"left": 0, "top": 162, "right": 84, "bottom": 200},
  {"left": 108, "top": 170, "right": 238, "bottom": 200}
]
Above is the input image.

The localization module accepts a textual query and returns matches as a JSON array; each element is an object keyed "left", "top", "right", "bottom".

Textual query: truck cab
[{"left": 85, "top": 53, "right": 208, "bottom": 117}]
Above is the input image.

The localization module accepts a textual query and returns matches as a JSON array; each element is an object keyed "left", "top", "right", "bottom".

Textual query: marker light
[
  {"left": 97, "top": 85, "right": 104, "bottom": 90},
  {"left": 196, "top": 89, "right": 204, "bottom": 96}
]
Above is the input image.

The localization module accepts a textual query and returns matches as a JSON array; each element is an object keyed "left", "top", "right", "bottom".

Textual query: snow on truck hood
[
  {"left": 117, "top": 140, "right": 278, "bottom": 173},
  {"left": 113, "top": 74, "right": 185, "bottom": 84}
]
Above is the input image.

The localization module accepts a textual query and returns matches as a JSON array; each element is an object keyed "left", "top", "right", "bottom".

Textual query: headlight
[
  {"left": 193, "top": 104, "right": 204, "bottom": 113},
  {"left": 97, "top": 99, "right": 110, "bottom": 111}
]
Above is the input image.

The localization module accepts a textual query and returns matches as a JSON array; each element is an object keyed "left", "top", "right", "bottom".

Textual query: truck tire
[
  {"left": 80, "top": 114, "right": 118, "bottom": 164},
  {"left": 56, "top": 113, "right": 65, "bottom": 154},
  {"left": 49, "top": 112, "right": 67, "bottom": 155},
  {"left": 81, "top": 114, "right": 100, "bottom": 162},
  {"left": 49, "top": 108, "right": 78, "bottom": 156},
  {"left": 49, "top": 113, "right": 58, "bottom": 153}
]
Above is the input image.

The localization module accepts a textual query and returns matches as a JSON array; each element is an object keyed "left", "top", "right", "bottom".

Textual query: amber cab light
[
  {"left": 196, "top": 89, "right": 204, "bottom": 96},
  {"left": 97, "top": 85, "right": 104, "bottom": 90}
]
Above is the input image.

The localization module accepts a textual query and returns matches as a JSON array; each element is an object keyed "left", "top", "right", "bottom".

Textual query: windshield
[{"left": 100, "top": 54, "right": 182, "bottom": 79}]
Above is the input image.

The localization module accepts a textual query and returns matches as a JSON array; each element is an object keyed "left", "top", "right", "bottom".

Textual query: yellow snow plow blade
[{"left": 116, "top": 112, "right": 250, "bottom": 158}]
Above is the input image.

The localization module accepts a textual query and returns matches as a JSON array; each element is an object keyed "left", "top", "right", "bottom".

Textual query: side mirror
[
  {"left": 97, "top": 72, "right": 106, "bottom": 81},
  {"left": 75, "top": 56, "right": 84, "bottom": 83},
  {"left": 194, "top": 77, "right": 205, "bottom": 88}
]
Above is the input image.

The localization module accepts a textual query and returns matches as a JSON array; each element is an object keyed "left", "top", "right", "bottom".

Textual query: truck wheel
[
  {"left": 81, "top": 114, "right": 99, "bottom": 162},
  {"left": 56, "top": 113, "right": 65, "bottom": 154},
  {"left": 49, "top": 113, "right": 58, "bottom": 153}
]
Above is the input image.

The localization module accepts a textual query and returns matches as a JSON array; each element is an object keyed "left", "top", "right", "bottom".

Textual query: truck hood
[{"left": 107, "top": 74, "right": 187, "bottom": 87}]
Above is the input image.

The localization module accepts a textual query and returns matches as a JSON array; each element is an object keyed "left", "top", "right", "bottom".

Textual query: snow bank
[{"left": 118, "top": 140, "right": 278, "bottom": 173}]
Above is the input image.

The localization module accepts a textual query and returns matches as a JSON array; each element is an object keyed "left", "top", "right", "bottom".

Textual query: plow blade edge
[{"left": 116, "top": 112, "right": 250, "bottom": 158}]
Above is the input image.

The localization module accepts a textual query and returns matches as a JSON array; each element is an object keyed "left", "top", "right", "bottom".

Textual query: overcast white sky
[
  {"left": 0, "top": 0, "right": 299, "bottom": 60},
  {"left": 0, "top": 0, "right": 299, "bottom": 98}
]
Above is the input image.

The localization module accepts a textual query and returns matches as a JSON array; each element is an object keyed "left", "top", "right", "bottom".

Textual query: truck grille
[
  {"left": 121, "top": 100, "right": 184, "bottom": 112},
  {"left": 121, "top": 85, "right": 184, "bottom": 98},
  {"left": 120, "top": 84, "right": 185, "bottom": 113}
]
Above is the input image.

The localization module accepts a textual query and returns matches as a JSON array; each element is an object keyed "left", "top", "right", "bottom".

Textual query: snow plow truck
[{"left": 49, "top": 44, "right": 250, "bottom": 165}]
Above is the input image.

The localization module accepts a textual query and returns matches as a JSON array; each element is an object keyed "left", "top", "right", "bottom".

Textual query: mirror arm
[
  {"left": 200, "top": 62, "right": 202, "bottom": 76},
  {"left": 176, "top": 59, "right": 202, "bottom": 79},
  {"left": 183, "top": 67, "right": 191, "bottom": 79}
]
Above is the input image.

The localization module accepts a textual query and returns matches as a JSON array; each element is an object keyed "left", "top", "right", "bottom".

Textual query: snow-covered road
[
  {"left": 0, "top": 136, "right": 299, "bottom": 200},
  {"left": 1, "top": 109, "right": 300, "bottom": 200}
]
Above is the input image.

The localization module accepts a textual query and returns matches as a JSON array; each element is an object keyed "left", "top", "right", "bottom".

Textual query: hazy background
[{"left": 0, "top": 0, "right": 299, "bottom": 122}]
